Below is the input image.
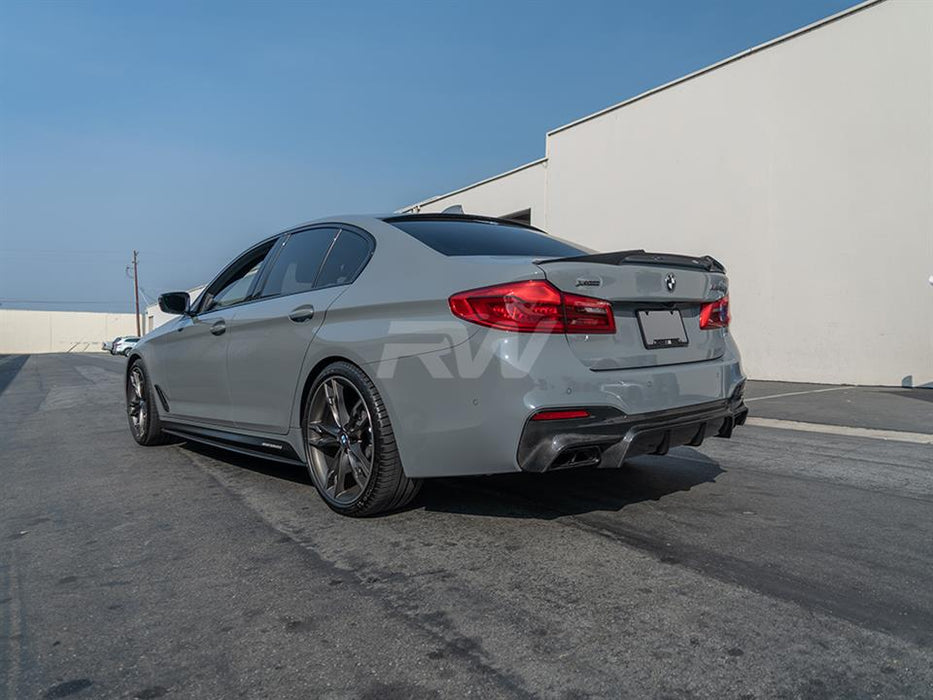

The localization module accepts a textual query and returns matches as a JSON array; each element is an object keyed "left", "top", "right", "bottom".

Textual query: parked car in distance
[
  {"left": 125, "top": 214, "right": 747, "bottom": 516},
  {"left": 113, "top": 337, "right": 140, "bottom": 356},
  {"left": 107, "top": 336, "right": 132, "bottom": 355},
  {"left": 102, "top": 339, "right": 114, "bottom": 353}
]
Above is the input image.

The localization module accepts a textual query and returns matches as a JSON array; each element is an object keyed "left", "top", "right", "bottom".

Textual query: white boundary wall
[
  {"left": 0, "top": 309, "right": 137, "bottom": 354},
  {"left": 404, "top": 0, "right": 933, "bottom": 387}
]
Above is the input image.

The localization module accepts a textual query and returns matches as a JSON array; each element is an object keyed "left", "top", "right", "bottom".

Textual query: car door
[
  {"left": 155, "top": 241, "right": 275, "bottom": 426},
  {"left": 225, "top": 226, "right": 374, "bottom": 434}
]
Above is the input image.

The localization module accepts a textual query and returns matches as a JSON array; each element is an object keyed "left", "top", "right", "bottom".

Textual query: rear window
[{"left": 388, "top": 218, "right": 585, "bottom": 257}]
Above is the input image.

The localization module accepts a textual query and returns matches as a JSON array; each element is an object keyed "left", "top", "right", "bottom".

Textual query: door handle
[
  {"left": 288, "top": 305, "right": 315, "bottom": 323},
  {"left": 210, "top": 320, "right": 226, "bottom": 336}
]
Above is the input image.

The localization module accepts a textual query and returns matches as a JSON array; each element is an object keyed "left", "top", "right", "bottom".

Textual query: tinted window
[
  {"left": 259, "top": 228, "right": 338, "bottom": 298},
  {"left": 315, "top": 230, "right": 371, "bottom": 287},
  {"left": 209, "top": 261, "right": 262, "bottom": 309},
  {"left": 202, "top": 242, "right": 274, "bottom": 313},
  {"left": 388, "top": 218, "right": 585, "bottom": 257}
]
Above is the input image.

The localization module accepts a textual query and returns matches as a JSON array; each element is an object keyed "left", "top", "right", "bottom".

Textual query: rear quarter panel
[{"left": 288, "top": 218, "right": 549, "bottom": 431}]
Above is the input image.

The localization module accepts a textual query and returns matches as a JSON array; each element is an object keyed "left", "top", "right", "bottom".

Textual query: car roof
[
  {"left": 380, "top": 212, "right": 544, "bottom": 232},
  {"left": 265, "top": 213, "right": 543, "bottom": 239},
  {"left": 228, "top": 213, "right": 550, "bottom": 265}
]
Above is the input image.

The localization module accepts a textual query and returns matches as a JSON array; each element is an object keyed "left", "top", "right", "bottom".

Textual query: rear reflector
[
  {"left": 531, "top": 409, "right": 591, "bottom": 421},
  {"left": 449, "top": 280, "right": 615, "bottom": 334},
  {"left": 699, "top": 295, "right": 730, "bottom": 329}
]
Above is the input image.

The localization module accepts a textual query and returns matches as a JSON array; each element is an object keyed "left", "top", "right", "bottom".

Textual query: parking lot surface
[
  {"left": 1, "top": 353, "right": 932, "bottom": 698},
  {"left": 744, "top": 380, "right": 933, "bottom": 434}
]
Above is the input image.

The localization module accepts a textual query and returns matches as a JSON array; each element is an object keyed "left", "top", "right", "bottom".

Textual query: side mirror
[{"left": 159, "top": 291, "right": 191, "bottom": 315}]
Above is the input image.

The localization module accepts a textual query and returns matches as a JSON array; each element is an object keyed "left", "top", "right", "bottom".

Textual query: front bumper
[{"left": 517, "top": 393, "right": 748, "bottom": 472}]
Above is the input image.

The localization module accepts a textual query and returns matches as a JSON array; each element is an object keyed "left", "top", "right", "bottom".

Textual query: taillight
[
  {"left": 563, "top": 292, "right": 616, "bottom": 333},
  {"left": 449, "top": 280, "right": 615, "bottom": 334},
  {"left": 699, "top": 295, "right": 730, "bottom": 329}
]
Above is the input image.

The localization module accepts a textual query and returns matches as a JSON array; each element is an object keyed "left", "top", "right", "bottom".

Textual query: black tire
[
  {"left": 126, "top": 359, "right": 170, "bottom": 446},
  {"left": 303, "top": 361, "right": 421, "bottom": 516}
]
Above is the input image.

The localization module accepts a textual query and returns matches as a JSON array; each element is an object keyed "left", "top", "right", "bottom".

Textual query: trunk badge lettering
[
  {"left": 575, "top": 277, "right": 601, "bottom": 288},
  {"left": 665, "top": 273, "right": 677, "bottom": 292}
]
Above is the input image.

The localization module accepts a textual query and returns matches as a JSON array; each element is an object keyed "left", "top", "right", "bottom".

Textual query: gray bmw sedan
[{"left": 126, "top": 214, "right": 747, "bottom": 515}]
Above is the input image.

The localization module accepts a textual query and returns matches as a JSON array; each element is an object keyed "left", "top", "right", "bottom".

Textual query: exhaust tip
[{"left": 551, "top": 446, "right": 601, "bottom": 470}]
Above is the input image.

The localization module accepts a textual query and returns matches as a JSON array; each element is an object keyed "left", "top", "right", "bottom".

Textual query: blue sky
[{"left": 0, "top": 0, "right": 857, "bottom": 312}]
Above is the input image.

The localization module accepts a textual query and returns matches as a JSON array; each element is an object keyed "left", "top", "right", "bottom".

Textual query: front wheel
[
  {"left": 126, "top": 360, "right": 169, "bottom": 446},
  {"left": 303, "top": 362, "right": 420, "bottom": 516}
]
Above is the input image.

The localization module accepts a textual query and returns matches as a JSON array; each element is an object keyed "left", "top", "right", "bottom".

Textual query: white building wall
[
  {"left": 0, "top": 309, "right": 138, "bottom": 354},
  {"left": 405, "top": 159, "right": 549, "bottom": 228},
  {"left": 545, "top": 0, "right": 931, "bottom": 387},
  {"left": 405, "top": 0, "right": 932, "bottom": 387}
]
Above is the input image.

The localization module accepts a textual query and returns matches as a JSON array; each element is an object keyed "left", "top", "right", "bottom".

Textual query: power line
[
  {"left": 0, "top": 250, "right": 193, "bottom": 262},
  {"left": 0, "top": 250, "right": 129, "bottom": 256},
  {"left": 0, "top": 298, "right": 130, "bottom": 305}
]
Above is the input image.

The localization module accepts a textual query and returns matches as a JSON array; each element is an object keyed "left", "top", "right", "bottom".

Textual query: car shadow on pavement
[
  {"left": 419, "top": 448, "right": 723, "bottom": 519},
  {"left": 176, "top": 440, "right": 721, "bottom": 520}
]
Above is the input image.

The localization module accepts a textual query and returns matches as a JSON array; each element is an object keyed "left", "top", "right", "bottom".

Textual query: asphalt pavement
[
  {"left": 1, "top": 353, "right": 932, "bottom": 698},
  {"left": 744, "top": 380, "right": 933, "bottom": 434}
]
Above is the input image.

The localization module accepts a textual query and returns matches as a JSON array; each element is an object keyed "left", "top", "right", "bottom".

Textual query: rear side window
[
  {"left": 259, "top": 228, "right": 338, "bottom": 298},
  {"left": 315, "top": 230, "right": 372, "bottom": 288},
  {"left": 388, "top": 218, "right": 585, "bottom": 257}
]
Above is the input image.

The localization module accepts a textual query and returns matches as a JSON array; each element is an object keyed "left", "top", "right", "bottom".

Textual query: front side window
[
  {"left": 207, "top": 260, "right": 263, "bottom": 310},
  {"left": 259, "top": 228, "right": 338, "bottom": 299},
  {"left": 200, "top": 242, "right": 274, "bottom": 313}
]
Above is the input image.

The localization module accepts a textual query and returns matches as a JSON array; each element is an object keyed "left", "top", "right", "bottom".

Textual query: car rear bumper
[
  {"left": 367, "top": 327, "right": 746, "bottom": 478},
  {"left": 517, "top": 387, "right": 748, "bottom": 473}
]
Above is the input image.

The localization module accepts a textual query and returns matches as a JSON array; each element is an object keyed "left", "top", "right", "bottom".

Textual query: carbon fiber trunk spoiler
[{"left": 535, "top": 249, "right": 726, "bottom": 274}]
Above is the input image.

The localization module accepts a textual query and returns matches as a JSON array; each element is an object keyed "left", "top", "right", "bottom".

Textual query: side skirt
[{"left": 162, "top": 420, "right": 305, "bottom": 466}]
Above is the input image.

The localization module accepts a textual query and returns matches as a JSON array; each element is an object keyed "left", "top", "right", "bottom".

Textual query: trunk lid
[{"left": 536, "top": 250, "right": 729, "bottom": 370}]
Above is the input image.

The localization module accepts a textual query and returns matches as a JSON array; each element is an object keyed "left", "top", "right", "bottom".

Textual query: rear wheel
[
  {"left": 303, "top": 362, "right": 420, "bottom": 516},
  {"left": 126, "top": 360, "right": 168, "bottom": 446}
]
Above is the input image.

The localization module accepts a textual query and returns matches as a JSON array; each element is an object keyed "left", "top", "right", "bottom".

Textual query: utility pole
[{"left": 132, "top": 250, "right": 141, "bottom": 335}]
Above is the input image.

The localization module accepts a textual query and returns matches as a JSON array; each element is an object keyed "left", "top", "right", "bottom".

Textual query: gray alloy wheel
[
  {"left": 127, "top": 364, "right": 148, "bottom": 440},
  {"left": 304, "top": 362, "right": 421, "bottom": 516},
  {"left": 125, "top": 360, "right": 168, "bottom": 446},
  {"left": 307, "top": 376, "right": 374, "bottom": 505}
]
